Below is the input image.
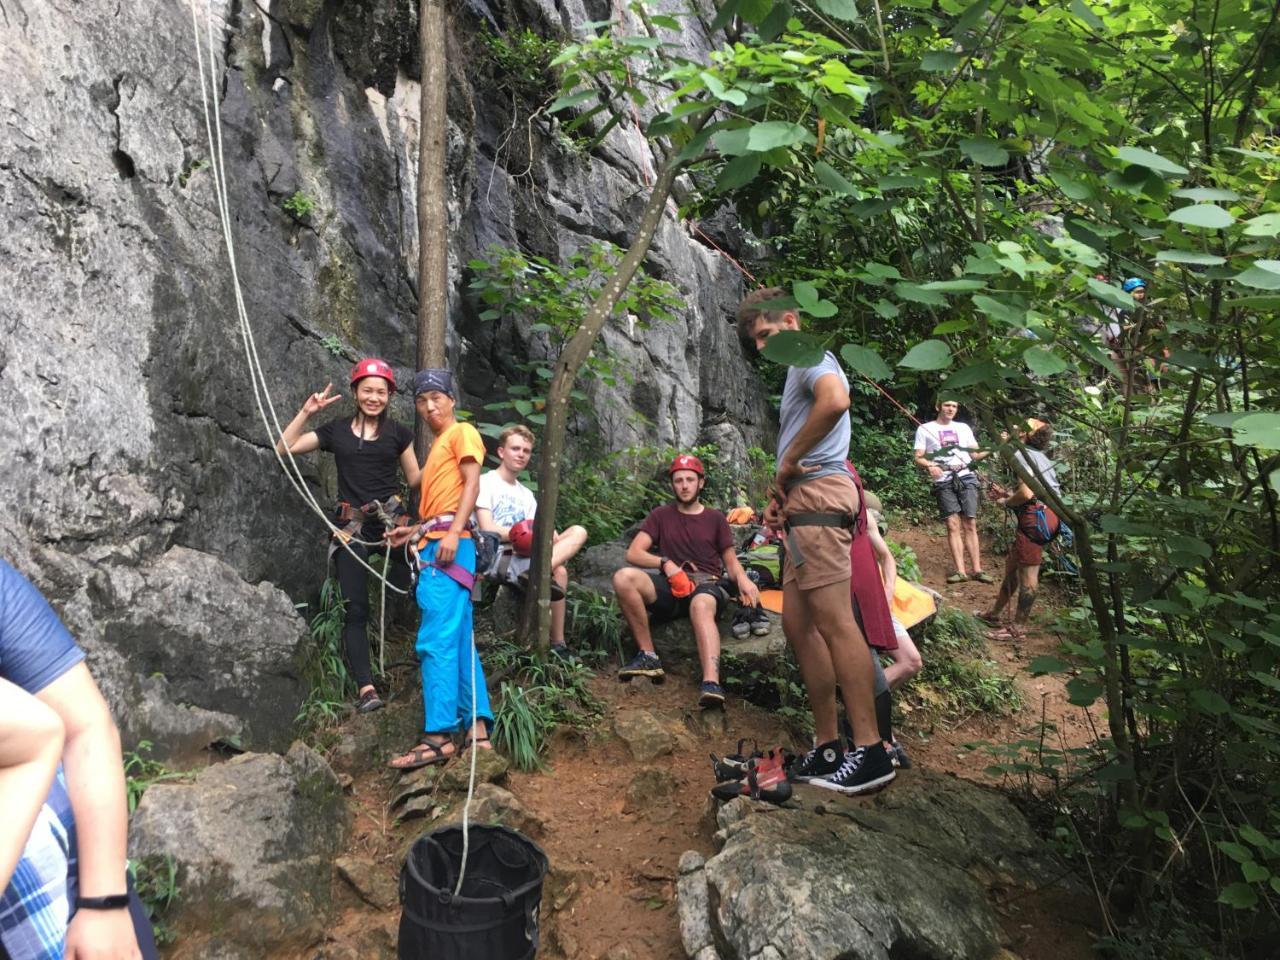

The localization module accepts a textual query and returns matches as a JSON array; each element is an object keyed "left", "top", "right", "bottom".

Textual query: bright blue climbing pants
[{"left": 415, "top": 537, "right": 493, "bottom": 734}]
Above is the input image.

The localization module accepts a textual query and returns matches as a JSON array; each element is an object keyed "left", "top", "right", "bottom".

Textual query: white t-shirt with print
[
  {"left": 913, "top": 420, "right": 979, "bottom": 483},
  {"left": 475, "top": 471, "right": 538, "bottom": 529}
]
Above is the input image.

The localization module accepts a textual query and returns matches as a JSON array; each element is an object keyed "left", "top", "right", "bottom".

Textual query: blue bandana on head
[{"left": 414, "top": 368, "right": 454, "bottom": 398}]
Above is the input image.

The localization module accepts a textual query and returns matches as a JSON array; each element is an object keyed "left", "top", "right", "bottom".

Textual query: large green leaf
[
  {"left": 1169, "top": 204, "right": 1236, "bottom": 229},
  {"left": 700, "top": 71, "right": 747, "bottom": 107},
  {"left": 1230, "top": 413, "right": 1280, "bottom": 449},
  {"left": 1242, "top": 213, "right": 1280, "bottom": 238},
  {"left": 761, "top": 330, "right": 824, "bottom": 368},
  {"left": 921, "top": 279, "right": 986, "bottom": 291},
  {"left": 898, "top": 339, "right": 953, "bottom": 370},
  {"left": 1155, "top": 250, "right": 1227, "bottom": 266},
  {"left": 1024, "top": 346, "right": 1069, "bottom": 377},
  {"left": 813, "top": 160, "right": 859, "bottom": 196},
  {"left": 712, "top": 127, "right": 752, "bottom": 156},
  {"left": 1234, "top": 260, "right": 1280, "bottom": 290},
  {"left": 840, "top": 344, "right": 892, "bottom": 382},
  {"left": 715, "top": 153, "right": 763, "bottom": 191},
  {"left": 1172, "top": 187, "right": 1241, "bottom": 202},
  {"left": 737, "top": 0, "right": 772, "bottom": 24},
  {"left": 1087, "top": 278, "right": 1136, "bottom": 310},
  {"left": 1219, "top": 883, "right": 1259, "bottom": 910},
  {"left": 747, "top": 121, "right": 809, "bottom": 152},
  {"left": 812, "top": 0, "right": 859, "bottom": 21},
  {"left": 972, "top": 294, "right": 1026, "bottom": 325},
  {"left": 1116, "top": 146, "right": 1188, "bottom": 177},
  {"left": 894, "top": 282, "right": 947, "bottom": 305},
  {"left": 959, "top": 138, "right": 1009, "bottom": 167},
  {"left": 921, "top": 50, "right": 963, "bottom": 71},
  {"left": 1069, "top": 0, "right": 1103, "bottom": 29}
]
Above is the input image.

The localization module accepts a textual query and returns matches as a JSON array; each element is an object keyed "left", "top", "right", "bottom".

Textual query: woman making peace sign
[{"left": 276, "top": 359, "right": 420, "bottom": 713}]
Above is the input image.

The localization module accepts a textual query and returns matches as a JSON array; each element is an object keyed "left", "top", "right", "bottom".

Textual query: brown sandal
[
  {"left": 388, "top": 739, "right": 453, "bottom": 770},
  {"left": 461, "top": 735, "right": 493, "bottom": 752}
]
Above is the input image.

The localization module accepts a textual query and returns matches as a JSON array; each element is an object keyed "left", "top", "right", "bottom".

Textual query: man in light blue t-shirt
[{"left": 735, "top": 288, "right": 896, "bottom": 796}]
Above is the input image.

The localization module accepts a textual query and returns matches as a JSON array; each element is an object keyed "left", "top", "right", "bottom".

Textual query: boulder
[
  {"left": 613, "top": 708, "right": 676, "bottom": 762},
  {"left": 624, "top": 766, "right": 679, "bottom": 812},
  {"left": 680, "top": 769, "right": 1078, "bottom": 960},
  {"left": 128, "top": 742, "right": 348, "bottom": 957}
]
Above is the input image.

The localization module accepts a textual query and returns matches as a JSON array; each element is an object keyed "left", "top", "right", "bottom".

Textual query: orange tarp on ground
[{"left": 755, "top": 580, "right": 936, "bottom": 628}]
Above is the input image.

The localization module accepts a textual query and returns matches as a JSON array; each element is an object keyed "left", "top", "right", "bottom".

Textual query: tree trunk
[
  {"left": 520, "top": 109, "right": 713, "bottom": 651},
  {"left": 416, "top": 0, "right": 449, "bottom": 452}
]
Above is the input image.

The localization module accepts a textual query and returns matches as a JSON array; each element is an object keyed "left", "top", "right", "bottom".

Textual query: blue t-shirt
[
  {"left": 0, "top": 560, "right": 84, "bottom": 960},
  {"left": 776, "top": 351, "right": 854, "bottom": 490},
  {"left": 0, "top": 560, "right": 84, "bottom": 694}
]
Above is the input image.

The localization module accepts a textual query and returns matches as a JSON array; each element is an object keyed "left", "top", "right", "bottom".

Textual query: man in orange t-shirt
[{"left": 386, "top": 368, "right": 491, "bottom": 769}]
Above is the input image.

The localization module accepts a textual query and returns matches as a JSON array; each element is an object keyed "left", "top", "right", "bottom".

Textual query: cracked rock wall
[{"left": 0, "top": 0, "right": 770, "bottom": 757}]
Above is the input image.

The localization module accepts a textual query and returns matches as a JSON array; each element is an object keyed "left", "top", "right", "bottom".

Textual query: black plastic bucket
[{"left": 398, "top": 825, "right": 549, "bottom": 960}]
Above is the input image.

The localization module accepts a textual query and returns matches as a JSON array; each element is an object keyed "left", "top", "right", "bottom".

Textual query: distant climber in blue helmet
[{"left": 1121, "top": 277, "right": 1147, "bottom": 296}]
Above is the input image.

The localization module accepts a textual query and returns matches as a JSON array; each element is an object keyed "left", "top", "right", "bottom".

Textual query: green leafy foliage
[
  {"left": 281, "top": 191, "right": 315, "bottom": 221},
  {"left": 123, "top": 740, "right": 184, "bottom": 815},
  {"left": 130, "top": 854, "right": 180, "bottom": 946},
  {"left": 487, "top": 640, "right": 602, "bottom": 771},
  {"left": 295, "top": 578, "right": 353, "bottom": 732}
]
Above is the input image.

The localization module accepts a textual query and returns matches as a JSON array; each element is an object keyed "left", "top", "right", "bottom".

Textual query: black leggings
[{"left": 334, "top": 537, "right": 410, "bottom": 689}]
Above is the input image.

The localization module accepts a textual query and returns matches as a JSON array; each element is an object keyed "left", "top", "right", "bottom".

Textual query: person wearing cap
[
  {"left": 276, "top": 359, "right": 419, "bottom": 714},
  {"left": 384, "top": 369, "right": 492, "bottom": 769},
  {"left": 611, "top": 454, "right": 760, "bottom": 708},
  {"left": 1117, "top": 277, "right": 1165, "bottom": 395},
  {"left": 978, "top": 419, "right": 1061, "bottom": 640},
  {"left": 736, "top": 287, "right": 896, "bottom": 796},
  {"left": 473, "top": 425, "right": 588, "bottom": 659}
]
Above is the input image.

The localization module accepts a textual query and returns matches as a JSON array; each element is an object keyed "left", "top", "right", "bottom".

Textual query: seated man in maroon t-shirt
[{"left": 612, "top": 454, "right": 760, "bottom": 708}]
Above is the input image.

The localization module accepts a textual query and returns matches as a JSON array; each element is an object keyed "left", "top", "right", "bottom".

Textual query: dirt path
[{"left": 288, "top": 521, "right": 1102, "bottom": 960}]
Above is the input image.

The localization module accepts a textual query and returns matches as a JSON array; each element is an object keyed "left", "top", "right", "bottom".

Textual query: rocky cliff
[{"left": 0, "top": 0, "right": 771, "bottom": 757}]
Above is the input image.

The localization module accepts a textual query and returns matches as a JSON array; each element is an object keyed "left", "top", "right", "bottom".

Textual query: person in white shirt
[
  {"left": 475, "top": 425, "right": 588, "bottom": 658},
  {"left": 913, "top": 399, "right": 991, "bottom": 584}
]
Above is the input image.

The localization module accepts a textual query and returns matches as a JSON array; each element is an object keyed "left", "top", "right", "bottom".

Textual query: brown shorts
[
  {"left": 1010, "top": 530, "right": 1044, "bottom": 567},
  {"left": 781, "top": 473, "right": 860, "bottom": 591}
]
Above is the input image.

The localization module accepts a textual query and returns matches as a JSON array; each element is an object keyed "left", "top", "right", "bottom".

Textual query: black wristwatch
[
  {"left": 76, "top": 893, "right": 130, "bottom": 911},
  {"left": 658, "top": 556, "right": 670, "bottom": 573}
]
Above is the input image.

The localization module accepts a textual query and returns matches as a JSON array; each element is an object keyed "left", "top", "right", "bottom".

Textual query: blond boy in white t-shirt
[{"left": 475, "top": 425, "right": 588, "bottom": 656}]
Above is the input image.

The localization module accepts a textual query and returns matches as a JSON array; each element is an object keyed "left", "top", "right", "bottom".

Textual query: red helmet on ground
[
  {"left": 349, "top": 358, "right": 397, "bottom": 392},
  {"left": 509, "top": 519, "right": 535, "bottom": 557},
  {"left": 668, "top": 454, "right": 705, "bottom": 478}
]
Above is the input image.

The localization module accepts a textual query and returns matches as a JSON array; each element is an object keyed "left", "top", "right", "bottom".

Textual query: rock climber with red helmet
[
  {"left": 474, "top": 425, "right": 588, "bottom": 659},
  {"left": 275, "top": 358, "right": 419, "bottom": 714},
  {"left": 612, "top": 454, "right": 760, "bottom": 708}
]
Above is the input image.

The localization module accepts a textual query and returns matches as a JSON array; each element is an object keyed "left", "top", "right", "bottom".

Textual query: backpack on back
[{"left": 1017, "top": 500, "right": 1061, "bottom": 545}]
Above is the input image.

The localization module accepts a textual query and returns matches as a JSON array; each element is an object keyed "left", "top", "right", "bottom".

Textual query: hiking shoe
[
  {"left": 730, "top": 608, "right": 752, "bottom": 640},
  {"left": 890, "top": 738, "right": 912, "bottom": 769},
  {"left": 946, "top": 571, "right": 967, "bottom": 584},
  {"left": 749, "top": 606, "right": 771, "bottom": 636},
  {"left": 970, "top": 571, "right": 995, "bottom": 584},
  {"left": 550, "top": 644, "right": 576, "bottom": 663},
  {"left": 618, "top": 651, "right": 664, "bottom": 681},
  {"left": 787, "top": 738, "right": 844, "bottom": 783},
  {"left": 356, "top": 688, "right": 385, "bottom": 714},
  {"left": 810, "top": 744, "right": 897, "bottom": 795},
  {"left": 699, "top": 681, "right": 726, "bottom": 708}
]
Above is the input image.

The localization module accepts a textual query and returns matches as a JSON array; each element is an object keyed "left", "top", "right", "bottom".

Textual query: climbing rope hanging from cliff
[{"left": 186, "top": 1, "right": 407, "bottom": 680}]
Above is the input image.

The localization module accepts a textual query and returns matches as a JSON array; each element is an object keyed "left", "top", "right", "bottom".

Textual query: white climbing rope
[
  {"left": 454, "top": 625, "right": 480, "bottom": 896},
  {"left": 186, "top": 1, "right": 408, "bottom": 680}
]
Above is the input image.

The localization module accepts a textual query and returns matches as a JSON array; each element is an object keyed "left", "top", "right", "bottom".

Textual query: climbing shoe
[
  {"left": 709, "top": 738, "right": 761, "bottom": 781},
  {"left": 970, "top": 571, "right": 995, "bottom": 585},
  {"left": 787, "top": 738, "right": 844, "bottom": 783},
  {"left": 698, "top": 681, "right": 726, "bottom": 708},
  {"left": 748, "top": 606, "right": 771, "bottom": 636},
  {"left": 711, "top": 754, "right": 792, "bottom": 805},
  {"left": 618, "top": 651, "right": 665, "bottom": 682},
  {"left": 356, "top": 688, "right": 385, "bottom": 714},
  {"left": 810, "top": 743, "right": 897, "bottom": 796},
  {"left": 730, "top": 607, "right": 753, "bottom": 639}
]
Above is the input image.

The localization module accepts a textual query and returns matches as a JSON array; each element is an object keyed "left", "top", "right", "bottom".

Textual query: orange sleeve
[{"left": 454, "top": 422, "right": 486, "bottom": 467}]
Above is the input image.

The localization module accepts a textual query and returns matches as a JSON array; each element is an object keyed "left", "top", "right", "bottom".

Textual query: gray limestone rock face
[
  {"left": 1, "top": 0, "right": 773, "bottom": 761},
  {"left": 612, "top": 707, "right": 676, "bottom": 762},
  {"left": 680, "top": 770, "right": 1078, "bottom": 960},
  {"left": 128, "top": 742, "right": 349, "bottom": 957}
]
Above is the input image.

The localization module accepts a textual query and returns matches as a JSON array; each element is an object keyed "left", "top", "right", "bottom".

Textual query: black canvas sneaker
[
  {"left": 787, "top": 739, "right": 844, "bottom": 783},
  {"left": 618, "top": 651, "right": 665, "bottom": 681},
  {"left": 810, "top": 743, "right": 897, "bottom": 795}
]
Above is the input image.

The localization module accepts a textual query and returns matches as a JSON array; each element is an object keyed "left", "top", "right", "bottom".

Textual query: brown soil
[{"left": 278, "top": 522, "right": 1103, "bottom": 960}]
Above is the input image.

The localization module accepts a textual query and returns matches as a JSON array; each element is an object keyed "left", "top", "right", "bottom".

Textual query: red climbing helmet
[
  {"left": 509, "top": 519, "right": 535, "bottom": 557},
  {"left": 349, "top": 358, "right": 397, "bottom": 392},
  {"left": 668, "top": 454, "right": 705, "bottom": 478}
]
